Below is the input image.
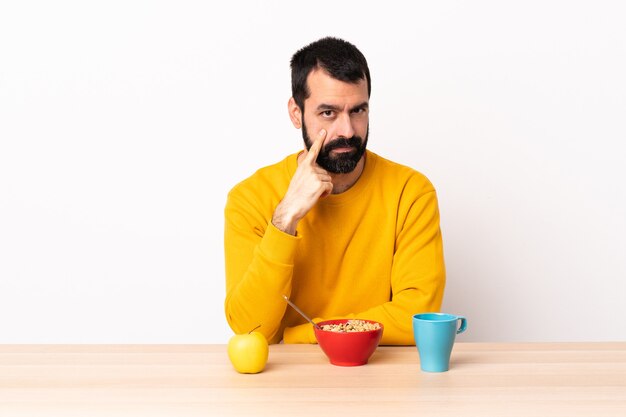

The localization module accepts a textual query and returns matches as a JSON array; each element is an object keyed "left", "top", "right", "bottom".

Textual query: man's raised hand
[{"left": 271, "top": 129, "right": 333, "bottom": 235}]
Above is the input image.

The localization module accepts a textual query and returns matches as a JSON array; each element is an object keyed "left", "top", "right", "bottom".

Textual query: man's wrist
[
  {"left": 272, "top": 199, "right": 304, "bottom": 236},
  {"left": 271, "top": 210, "right": 298, "bottom": 235}
]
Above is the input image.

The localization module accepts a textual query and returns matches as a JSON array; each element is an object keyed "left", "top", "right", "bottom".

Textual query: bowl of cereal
[{"left": 313, "top": 319, "right": 384, "bottom": 366}]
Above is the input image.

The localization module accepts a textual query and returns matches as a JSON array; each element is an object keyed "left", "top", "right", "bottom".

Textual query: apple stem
[{"left": 248, "top": 324, "right": 261, "bottom": 334}]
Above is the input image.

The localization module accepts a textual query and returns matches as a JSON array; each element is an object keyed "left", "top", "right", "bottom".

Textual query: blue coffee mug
[{"left": 412, "top": 313, "right": 467, "bottom": 372}]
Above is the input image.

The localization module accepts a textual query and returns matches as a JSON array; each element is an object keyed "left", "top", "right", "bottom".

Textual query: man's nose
[{"left": 334, "top": 113, "right": 355, "bottom": 138}]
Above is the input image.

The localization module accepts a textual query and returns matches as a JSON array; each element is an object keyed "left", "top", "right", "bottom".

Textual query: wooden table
[{"left": 1, "top": 343, "right": 625, "bottom": 416}]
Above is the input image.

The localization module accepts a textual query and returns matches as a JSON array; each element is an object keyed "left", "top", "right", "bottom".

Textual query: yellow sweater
[{"left": 224, "top": 150, "right": 445, "bottom": 345}]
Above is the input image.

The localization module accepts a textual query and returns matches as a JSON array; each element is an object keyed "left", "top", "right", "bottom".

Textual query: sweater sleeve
[
  {"left": 283, "top": 190, "right": 446, "bottom": 345},
  {"left": 224, "top": 187, "right": 301, "bottom": 343}
]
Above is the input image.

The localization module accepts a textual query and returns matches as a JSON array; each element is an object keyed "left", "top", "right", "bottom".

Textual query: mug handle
[{"left": 456, "top": 316, "right": 467, "bottom": 334}]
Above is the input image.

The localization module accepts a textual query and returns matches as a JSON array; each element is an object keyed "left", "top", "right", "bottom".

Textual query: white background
[{"left": 1, "top": 1, "right": 625, "bottom": 343}]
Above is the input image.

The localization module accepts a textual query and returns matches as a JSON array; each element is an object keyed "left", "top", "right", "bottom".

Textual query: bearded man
[{"left": 224, "top": 37, "right": 446, "bottom": 344}]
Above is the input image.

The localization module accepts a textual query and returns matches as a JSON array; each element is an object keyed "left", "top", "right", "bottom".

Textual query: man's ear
[{"left": 288, "top": 97, "right": 302, "bottom": 129}]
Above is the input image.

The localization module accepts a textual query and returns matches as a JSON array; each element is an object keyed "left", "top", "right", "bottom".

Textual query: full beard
[{"left": 302, "top": 123, "right": 369, "bottom": 174}]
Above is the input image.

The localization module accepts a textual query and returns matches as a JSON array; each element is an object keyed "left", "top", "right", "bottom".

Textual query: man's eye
[{"left": 321, "top": 110, "right": 334, "bottom": 117}]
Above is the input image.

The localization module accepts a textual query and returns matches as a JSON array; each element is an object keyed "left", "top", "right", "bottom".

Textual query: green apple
[{"left": 228, "top": 326, "right": 269, "bottom": 374}]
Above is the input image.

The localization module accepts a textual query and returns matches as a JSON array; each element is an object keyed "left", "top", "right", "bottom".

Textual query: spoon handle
[{"left": 282, "top": 295, "right": 322, "bottom": 330}]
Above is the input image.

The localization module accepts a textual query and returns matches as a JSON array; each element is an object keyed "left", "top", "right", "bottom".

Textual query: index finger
[{"left": 305, "top": 129, "right": 327, "bottom": 164}]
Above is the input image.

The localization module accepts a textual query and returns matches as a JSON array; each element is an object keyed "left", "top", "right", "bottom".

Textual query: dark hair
[{"left": 290, "top": 36, "right": 371, "bottom": 111}]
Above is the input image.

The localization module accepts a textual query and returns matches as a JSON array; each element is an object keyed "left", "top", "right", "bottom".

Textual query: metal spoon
[{"left": 282, "top": 295, "right": 322, "bottom": 330}]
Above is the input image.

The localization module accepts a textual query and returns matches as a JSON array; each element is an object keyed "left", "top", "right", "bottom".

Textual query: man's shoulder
[{"left": 369, "top": 151, "right": 436, "bottom": 194}]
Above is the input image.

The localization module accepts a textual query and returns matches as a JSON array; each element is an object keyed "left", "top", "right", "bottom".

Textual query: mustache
[{"left": 323, "top": 136, "right": 362, "bottom": 152}]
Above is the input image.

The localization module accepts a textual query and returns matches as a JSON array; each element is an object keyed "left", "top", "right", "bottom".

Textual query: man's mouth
[{"left": 330, "top": 147, "right": 356, "bottom": 153}]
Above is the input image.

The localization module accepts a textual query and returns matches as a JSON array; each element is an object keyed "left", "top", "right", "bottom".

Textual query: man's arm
[
  {"left": 224, "top": 129, "right": 332, "bottom": 342},
  {"left": 224, "top": 206, "right": 299, "bottom": 342},
  {"left": 282, "top": 190, "right": 446, "bottom": 344}
]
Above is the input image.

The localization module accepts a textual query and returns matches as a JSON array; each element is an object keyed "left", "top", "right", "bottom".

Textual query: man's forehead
[{"left": 306, "top": 68, "right": 368, "bottom": 105}]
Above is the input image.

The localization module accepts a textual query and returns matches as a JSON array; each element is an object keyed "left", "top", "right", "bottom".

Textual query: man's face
[{"left": 299, "top": 69, "right": 369, "bottom": 174}]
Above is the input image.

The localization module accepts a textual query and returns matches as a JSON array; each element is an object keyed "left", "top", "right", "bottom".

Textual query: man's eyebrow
[
  {"left": 316, "top": 102, "right": 369, "bottom": 112},
  {"left": 350, "top": 102, "right": 369, "bottom": 111},
  {"left": 316, "top": 103, "right": 342, "bottom": 112}
]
